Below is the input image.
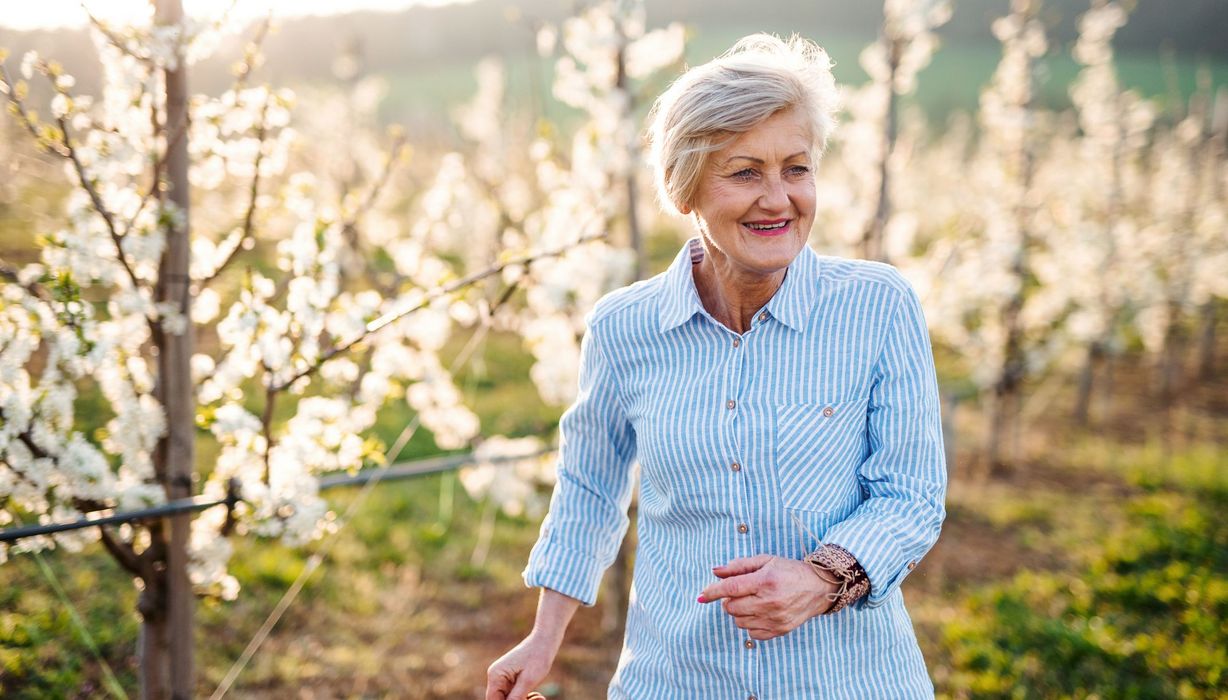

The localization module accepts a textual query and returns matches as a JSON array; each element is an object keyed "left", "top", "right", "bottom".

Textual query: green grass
[{"left": 938, "top": 490, "right": 1228, "bottom": 699}]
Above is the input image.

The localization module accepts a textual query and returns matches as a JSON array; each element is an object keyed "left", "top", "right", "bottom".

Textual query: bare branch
[
  {"left": 336, "top": 131, "right": 410, "bottom": 257},
  {"left": 260, "top": 361, "right": 276, "bottom": 486},
  {"left": 55, "top": 111, "right": 146, "bottom": 291},
  {"left": 0, "top": 259, "right": 45, "bottom": 298},
  {"left": 231, "top": 14, "right": 272, "bottom": 93},
  {"left": 468, "top": 166, "right": 530, "bottom": 237},
  {"left": 199, "top": 95, "right": 272, "bottom": 287},
  {"left": 269, "top": 230, "right": 608, "bottom": 394},
  {"left": 98, "top": 527, "right": 143, "bottom": 576},
  {"left": 72, "top": 14, "right": 190, "bottom": 239},
  {"left": 0, "top": 60, "right": 145, "bottom": 291},
  {"left": 0, "top": 63, "right": 70, "bottom": 157},
  {"left": 83, "top": 7, "right": 155, "bottom": 66},
  {"left": 120, "top": 106, "right": 191, "bottom": 238}
]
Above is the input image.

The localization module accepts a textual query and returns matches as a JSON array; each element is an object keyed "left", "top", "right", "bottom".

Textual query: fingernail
[{"left": 697, "top": 595, "right": 708, "bottom": 603}]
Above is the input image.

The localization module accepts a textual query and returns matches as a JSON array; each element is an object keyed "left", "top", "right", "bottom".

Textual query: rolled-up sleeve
[
  {"left": 823, "top": 281, "right": 947, "bottom": 608},
  {"left": 522, "top": 320, "right": 637, "bottom": 606}
]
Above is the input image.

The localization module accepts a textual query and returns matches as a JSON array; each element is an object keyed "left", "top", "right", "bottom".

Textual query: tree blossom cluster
[
  {"left": 0, "top": 2, "right": 659, "bottom": 597},
  {"left": 813, "top": 0, "right": 1226, "bottom": 447}
]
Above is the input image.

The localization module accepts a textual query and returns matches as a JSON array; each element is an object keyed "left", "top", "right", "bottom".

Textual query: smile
[{"left": 743, "top": 219, "right": 791, "bottom": 236}]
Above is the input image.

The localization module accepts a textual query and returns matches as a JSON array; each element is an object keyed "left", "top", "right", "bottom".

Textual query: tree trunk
[
  {"left": 139, "top": 570, "right": 169, "bottom": 700},
  {"left": 605, "top": 40, "right": 639, "bottom": 637},
  {"left": 1100, "top": 347, "right": 1117, "bottom": 422},
  {"left": 861, "top": 38, "right": 900, "bottom": 263},
  {"left": 625, "top": 170, "right": 645, "bottom": 282},
  {"left": 1159, "top": 303, "right": 1184, "bottom": 408},
  {"left": 150, "top": 0, "right": 196, "bottom": 697},
  {"left": 615, "top": 43, "right": 644, "bottom": 281},
  {"left": 1073, "top": 342, "right": 1102, "bottom": 426},
  {"left": 1198, "top": 300, "right": 1218, "bottom": 379}
]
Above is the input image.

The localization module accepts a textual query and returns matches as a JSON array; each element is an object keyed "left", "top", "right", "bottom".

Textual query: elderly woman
[{"left": 487, "top": 34, "right": 946, "bottom": 699}]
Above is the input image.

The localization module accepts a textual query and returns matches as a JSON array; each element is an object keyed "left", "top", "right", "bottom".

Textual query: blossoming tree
[{"left": 0, "top": 0, "right": 637, "bottom": 695}]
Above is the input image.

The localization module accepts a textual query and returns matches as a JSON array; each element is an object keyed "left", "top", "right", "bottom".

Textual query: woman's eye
[
  {"left": 787, "top": 165, "right": 811, "bottom": 176},
  {"left": 730, "top": 169, "right": 757, "bottom": 180}
]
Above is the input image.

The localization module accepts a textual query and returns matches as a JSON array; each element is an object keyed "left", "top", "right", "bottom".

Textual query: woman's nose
[{"left": 759, "top": 176, "right": 789, "bottom": 211}]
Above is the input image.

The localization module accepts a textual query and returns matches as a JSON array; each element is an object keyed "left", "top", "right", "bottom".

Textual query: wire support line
[
  {"left": 317, "top": 447, "right": 556, "bottom": 491},
  {"left": 0, "top": 483, "right": 240, "bottom": 543},
  {"left": 210, "top": 312, "right": 508, "bottom": 699},
  {"left": 0, "top": 447, "right": 555, "bottom": 544}
]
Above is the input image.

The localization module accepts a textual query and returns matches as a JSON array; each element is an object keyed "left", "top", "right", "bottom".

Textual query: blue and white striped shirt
[{"left": 524, "top": 239, "right": 947, "bottom": 699}]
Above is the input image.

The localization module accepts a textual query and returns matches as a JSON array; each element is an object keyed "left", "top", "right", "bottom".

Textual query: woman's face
[{"left": 685, "top": 108, "right": 816, "bottom": 278}]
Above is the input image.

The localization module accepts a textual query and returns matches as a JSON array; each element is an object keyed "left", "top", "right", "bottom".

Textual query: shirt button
[
  {"left": 908, "top": 560, "right": 918, "bottom": 570},
  {"left": 758, "top": 312, "right": 768, "bottom": 322},
  {"left": 822, "top": 406, "right": 835, "bottom": 417},
  {"left": 737, "top": 523, "right": 749, "bottom": 534},
  {"left": 749, "top": 696, "right": 758, "bottom": 700},
  {"left": 726, "top": 399, "right": 736, "bottom": 410},
  {"left": 732, "top": 337, "right": 740, "bottom": 347},
  {"left": 731, "top": 462, "right": 741, "bottom": 472},
  {"left": 744, "top": 639, "right": 755, "bottom": 649}
]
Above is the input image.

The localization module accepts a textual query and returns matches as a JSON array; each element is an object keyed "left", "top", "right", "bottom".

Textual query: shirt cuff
[
  {"left": 823, "top": 514, "right": 910, "bottom": 608},
  {"left": 522, "top": 536, "right": 605, "bottom": 607}
]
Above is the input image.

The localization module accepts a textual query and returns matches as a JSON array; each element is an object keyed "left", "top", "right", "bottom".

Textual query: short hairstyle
[{"left": 645, "top": 33, "right": 840, "bottom": 215}]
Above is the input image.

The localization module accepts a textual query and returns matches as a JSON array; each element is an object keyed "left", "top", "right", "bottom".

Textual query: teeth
[{"left": 746, "top": 221, "right": 788, "bottom": 230}]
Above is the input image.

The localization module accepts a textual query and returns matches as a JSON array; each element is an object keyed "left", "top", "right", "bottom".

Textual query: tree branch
[
  {"left": 0, "top": 63, "right": 70, "bottom": 157},
  {"left": 339, "top": 131, "right": 409, "bottom": 244},
  {"left": 98, "top": 526, "right": 143, "bottom": 576},
  {"left": 268, "top": 230, "right": 608, "bottom": 394},
  {"left": 83, "top": 9, "right": 156, "bottom": 67},
  {"left": 0, "top": 60, "right": 145, "bottom": 292},
  {"left": 0, "top": 259, "right": 45, "bottom": 298},
  {"left": 121, "top": 106, "right": 191, "bottom": 239},
  {"left": 231, "top": 13, "right": 272, "bottom": 93},
  {"left": 56, "top": 110, "right": 146, "bottom": 292},
  {"left": 199, "top": 94, "right": 272, "bottom": 287}
]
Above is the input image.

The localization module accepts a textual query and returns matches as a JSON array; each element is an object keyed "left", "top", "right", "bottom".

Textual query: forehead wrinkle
[{"left": 721, "top": 150, "right": 811, "bottom": 167}]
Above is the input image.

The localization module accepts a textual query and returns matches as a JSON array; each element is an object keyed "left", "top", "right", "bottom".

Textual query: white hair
[{"left": 645, "top": 33, "right": 840, "bottom": 215}]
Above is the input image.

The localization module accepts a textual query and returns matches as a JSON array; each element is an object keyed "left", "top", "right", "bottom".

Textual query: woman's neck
[{"left": 691, "top": 242, "right": 785, "bottom": 334}]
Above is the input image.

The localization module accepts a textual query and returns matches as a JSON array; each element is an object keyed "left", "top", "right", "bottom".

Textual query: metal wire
[{"left": 0, "top": 486, "right": 239, "bottom": 544}]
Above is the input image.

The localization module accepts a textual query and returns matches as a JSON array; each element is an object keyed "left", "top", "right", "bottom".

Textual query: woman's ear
[{"left": 677, "top": 200, "right": 692, "bottom": 215}]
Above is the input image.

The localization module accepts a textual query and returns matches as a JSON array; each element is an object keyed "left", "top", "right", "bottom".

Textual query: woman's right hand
[{"left": 485, "top": 632, "right": 559, "bottom": 700}]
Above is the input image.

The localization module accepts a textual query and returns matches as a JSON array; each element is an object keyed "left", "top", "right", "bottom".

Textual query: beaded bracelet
[{"left": 803, "top": 543, "right": 871, "bottom": 615}]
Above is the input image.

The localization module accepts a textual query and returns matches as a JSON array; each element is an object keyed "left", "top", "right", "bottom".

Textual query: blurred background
[{"left": 0, "top": 0, "right": 1224, "bottom": 698}]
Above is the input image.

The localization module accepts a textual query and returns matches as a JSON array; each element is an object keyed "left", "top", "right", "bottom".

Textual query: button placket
[{"left": 726, "top": 323, "right": 752, "bottom": 567}]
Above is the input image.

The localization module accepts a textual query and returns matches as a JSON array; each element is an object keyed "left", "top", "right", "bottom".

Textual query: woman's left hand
[{"left": 698, "top": 554, "right": 838, "bottom": 640}]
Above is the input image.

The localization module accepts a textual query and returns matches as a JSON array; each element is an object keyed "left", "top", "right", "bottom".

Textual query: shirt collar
[{"left": 657, "top": 238, "right": 821, "bottom": 334}]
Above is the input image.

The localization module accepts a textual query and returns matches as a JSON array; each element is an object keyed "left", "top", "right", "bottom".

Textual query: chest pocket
[{"left": 774, "top": 398, "right": 869, "bottom": 520}]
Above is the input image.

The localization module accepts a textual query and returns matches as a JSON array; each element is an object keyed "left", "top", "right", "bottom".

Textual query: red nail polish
[{"left": 697, "top": 595, "right": 708, "bottom": 603}]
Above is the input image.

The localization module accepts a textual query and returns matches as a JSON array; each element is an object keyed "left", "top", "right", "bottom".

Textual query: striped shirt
[{"left": 524, "top": 239, "right": 947, "bottom": 699}]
